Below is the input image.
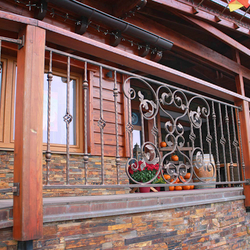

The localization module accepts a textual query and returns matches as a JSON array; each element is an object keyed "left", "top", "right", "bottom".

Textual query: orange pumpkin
[
  {"left": 190, "top": 185, "right": 194, "bottom": 189},
  {"left": 183, "top": 185, "right": 191, "bottom": 190},
  {"left": 180, "top": 176, "right": 186, "bottom": 182},
  {"left": 171, "top": 178, "right": 179, "bottom": 183},
  {"left": 160, "top": 141, "right": 167, "bottom": 148},
  {"left": 169, "top": 186, "right": 174, "bottom": 191},
  {"left": 184, "top": 173, "right": 191, "bottom": 179},
  {"left": 171, "top": 155, "right": 179, "bottom": 161},
  {"left": 175, "top": 186, "right": 182, "bottom": 190},
  {"left": 164, "top": 174, "right": 171, "bottom": 180}
]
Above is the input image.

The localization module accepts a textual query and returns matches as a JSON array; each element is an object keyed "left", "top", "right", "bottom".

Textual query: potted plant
[{"left": 128, "top": 161, "right": 161, "bottom": 193}]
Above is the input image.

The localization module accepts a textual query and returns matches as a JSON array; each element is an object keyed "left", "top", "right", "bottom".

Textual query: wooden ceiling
[
  {"left": 60, "top": 0, "right": 250, "bottom": 96},
  {"left": 1, "top": 0, "right": 250, "bottom": 97}
]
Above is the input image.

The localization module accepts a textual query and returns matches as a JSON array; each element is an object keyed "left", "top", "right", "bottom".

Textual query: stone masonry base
[{"left": 0, "top": 188, "right": 250, "bottom": 249}]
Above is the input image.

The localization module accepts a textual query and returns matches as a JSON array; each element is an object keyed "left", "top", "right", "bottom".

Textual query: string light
[{"left": 13, "top": 0, "right": 162, "bottom": 53}]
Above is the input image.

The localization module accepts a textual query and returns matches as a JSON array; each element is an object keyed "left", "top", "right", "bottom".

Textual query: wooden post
[
  {"left": 234, "top": 51, "right": 250, "bottom": 208},
  {"left": 13, "top": 25, "right": 45, "bottom": 241}
]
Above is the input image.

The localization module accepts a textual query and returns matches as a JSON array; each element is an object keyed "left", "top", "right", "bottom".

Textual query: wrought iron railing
[
  {"left": 0, "top": 36, "right": 246, "bottom": 197},
  {"left": 42, "top": 46, "right": 247, "bottom": 191}
]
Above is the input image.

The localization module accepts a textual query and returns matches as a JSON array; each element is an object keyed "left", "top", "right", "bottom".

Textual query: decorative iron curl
[
  {"left": 162, "top": 121, "right": 185, "bottom": 150},
  {"left": 162, "top": 162, "right": 192, "bottom": 184},
  {"left": 157, "top": 85, "right": 173, "bottom": 106},
  {"left": 157, "top": 86, "right": 188, "bottom": 140},
  {"left": 138, "top": 91, "right": 157, "bottom": 120},
  {"left": 123, "top": 77, "right": 159, "bottom": 120},
  {"left": 172, "top": 90, "right": 188, "bottom": 111},
  {"left": 176, "top": 123, "right": 185, "bottom": 136},
  {"left": 188, "top": 96, "right": 210, "bottom": 129},
  {"left": 161, "top": 136, "right": 193, "bottom": 184}
]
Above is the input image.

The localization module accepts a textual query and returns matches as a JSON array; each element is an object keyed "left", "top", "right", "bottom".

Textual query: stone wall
[
  {"left": 0, "top": 151, "right": 129, "bottom": 199},
  {"left": 0, "top": 199, "right": 249, "bottom": 249},
  {"left": 0, "top": 151, "right": 14, "bottom": 199}
]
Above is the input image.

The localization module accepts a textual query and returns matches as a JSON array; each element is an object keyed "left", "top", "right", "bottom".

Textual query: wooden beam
[
  {"left": 40, "top": 19, "right": 250, "bottom": 103},
  {"left": 1, "top": 10, "right": 250, "bottom": 102},
  {"left": 179, "top": 14, "right": 250, "bottom": 58},
  {"left": 113, "top": 0, "right": 147, "bottom": 18},
  {"left": 234, "top": 51, "right": 245, "bottom": 96},
  {"left": 129, "top": 14, "right": 250, "bottom": 80},
  {"left": 122, "top": 75, "right": 131, "bottom": 158},
  {"left": 13, "top": 25, "right": 45, "bottom": 241},
  {"left": 235, "top": 95, "right": 250, "bottom": 208},
  {"left": 151, "top": 0, "right": 250, "bottom": 37},
  {"left": 2, "top": 9, "right": 250, "bottom": 81},
  {"left": 234, "top": 51, "right": 250, "bottom": 208}
]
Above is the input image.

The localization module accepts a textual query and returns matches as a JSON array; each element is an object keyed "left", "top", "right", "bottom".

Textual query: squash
[{"left": 171, "top": 155, "right": 179, "bottom": 161}]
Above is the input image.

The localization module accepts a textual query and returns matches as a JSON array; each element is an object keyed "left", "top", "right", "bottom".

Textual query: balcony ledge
[{"left": 0, "top": 187, "right": 244, "bottom": 229}]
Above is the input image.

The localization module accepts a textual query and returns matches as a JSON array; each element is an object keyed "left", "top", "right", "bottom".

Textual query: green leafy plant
[
  {"left": 153, "top": 176, "right": 166, "bottom": 184},
  {"left": 129, "top": 161, "right": 164, "bottom": 183}
]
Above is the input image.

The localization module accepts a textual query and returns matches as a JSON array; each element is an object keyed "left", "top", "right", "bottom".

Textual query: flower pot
[{"left": 139, "top": 187, "right": 151, "bottom": 193}]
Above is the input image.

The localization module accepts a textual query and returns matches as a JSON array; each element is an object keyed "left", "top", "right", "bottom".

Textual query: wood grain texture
[
  {"left": 235, "top": 99, "right": 250, "bottom": 208},
  {"left": 1, "top": 10, "right": 250, "bottom": 101},
  {"left": 122, "top": 75, "right": 130, "bottom": 158},
  {"left": 181, "top": 15, "right": 250, "bottom": 58},
  {"left": 151, "top": 0, "right": 250, "bottom": 36},
  {"left": 235, "top": 51, "right": 250, "bottom": 208},
  {"left": 37, "top": 16, "right": 250, "bottom": 102},
  {"left": 13, "top": 25, "right": 45, "bottom": 241}
]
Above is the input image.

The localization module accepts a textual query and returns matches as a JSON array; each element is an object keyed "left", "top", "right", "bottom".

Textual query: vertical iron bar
[
  {"left": 113, "top": 71, "right": 120, "bottom": 184},
  {"left": 153, "top": 118, "right": 158, "bottom": 146},
  {"left": 219, "top": 103, "right": 228, "bottom": 182},
  {"left": 83, "top": 61, "right": 89, "bottom": 185},
  {"left": 206, "top": 115, "right": 212, "bottom": 164},
  {"left": 212, "top": 102, "right": 221, "bottom": 182},
  {"left": 127, "top": 93, "right": 133, "bottom": 159},
  {"left": 199, "top": 126, "right": 203, "bottom": 152},
  {"left": 237, "top": 108, "right": 246, "bottom": 181},
  {"left": 189, "top": 125, "right": 195, "bottom": 149},
  {"left": 141, "top": 113, "right": 145, "bottom": 146},
  {"left": 225, "top": 106, "right": 234, "bottom": 181},
  {"left": 231, "top": 107, "right": 240, "bottom": 181},
  {"left": 66, "top": 56, "right": 71, "bottom": 185},
  {"left": 99, "top": 66, "right": 105, "bottom": 184},
  {"left": 45, "top": 51, "right": 53, "bottom": 185}
]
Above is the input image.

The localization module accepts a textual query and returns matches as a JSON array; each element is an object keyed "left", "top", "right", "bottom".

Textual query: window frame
[
  {"left": 42, "top": 69, "right": 83, "bottom": 153},
  {"left": 0, "top": 58, "right": 6, "bottom": 143},
  {"left": 0, "top": 56, "right": 16, "bottom": 148},
  {"left": 0, "top": 55, "right": 83, "bottom": 153}
]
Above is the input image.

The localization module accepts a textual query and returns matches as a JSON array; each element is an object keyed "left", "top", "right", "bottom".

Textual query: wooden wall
[{"left": 89, "top": 67, "right": 129, "bottom": 157}]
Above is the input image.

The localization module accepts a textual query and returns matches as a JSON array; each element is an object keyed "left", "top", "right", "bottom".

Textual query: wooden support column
[
  {"left": 13, "top": 25, "right": 45, "bottom": 241},
  {"left": 234, "top": 51, "right": 250, "bottom": 208}
]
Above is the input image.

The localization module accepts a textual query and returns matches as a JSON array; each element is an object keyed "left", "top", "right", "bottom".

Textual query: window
[
  {"left": 0, "top": 56, "right": 83, "bottom": 153},
  {"left": 43, "top": 75, "right": 77, "bottom": 145},
  {"left": 42, "top": 71, "right": 83, "bottom": 153},
  {"left": 132, "top": 111, "right": 142, "bottom": 147},
  {"left": 0, "top": 57, "right": 16, "bottom": 148}
]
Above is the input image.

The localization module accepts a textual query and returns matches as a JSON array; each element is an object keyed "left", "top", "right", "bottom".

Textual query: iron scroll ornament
[
  {"left": 123, "top": 77, "right": 216, "bottom": 185},
  {"left": 123, "top": 76, "right": 159, "bottom": 121}
]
